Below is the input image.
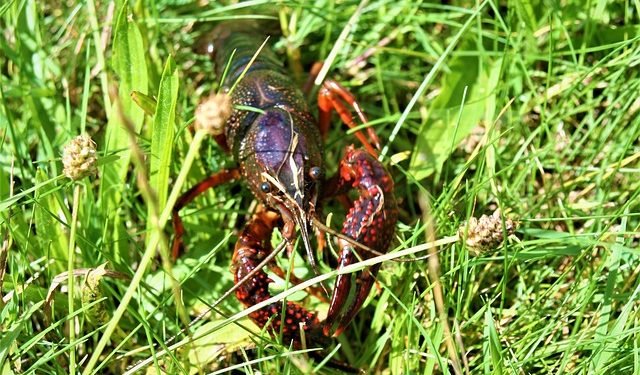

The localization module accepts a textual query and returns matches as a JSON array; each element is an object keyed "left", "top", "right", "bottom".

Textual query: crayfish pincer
[{"left": 172, "top": 21, "right": 398, "bottom": 348}]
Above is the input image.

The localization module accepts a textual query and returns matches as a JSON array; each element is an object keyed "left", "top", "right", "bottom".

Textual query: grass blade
[
  {"left": 98, "top": 1, "right": 148, "bottom": 263},
  {"left": 148, "top": 56, "right": 179, "bottom": 224}
]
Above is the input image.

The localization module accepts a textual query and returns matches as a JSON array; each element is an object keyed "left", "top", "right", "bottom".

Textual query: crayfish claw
[
  {"left": 333, "top": 266, "right": 378, "bottom": 336},
  {"left": 322, "top": 147, "right": 398, "bottom": 336},
  {"left": 323, "top": 246, "right": 380, "bottom": 337},
  {"left": 322, "top": 244, "right": 356, "bottom": 336}
]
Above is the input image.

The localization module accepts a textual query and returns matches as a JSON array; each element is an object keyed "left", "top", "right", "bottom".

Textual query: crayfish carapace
[{"left": 172, "top": 21, "right": 398, "bottom": 347}]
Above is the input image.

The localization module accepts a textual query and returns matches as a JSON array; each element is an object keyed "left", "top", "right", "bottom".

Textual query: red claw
[
  {"left": 232, "top": 209, "right": 329, "bottom": 346},
  {"left": 323, "top": 146, "right": 398, "bottom": 336}
]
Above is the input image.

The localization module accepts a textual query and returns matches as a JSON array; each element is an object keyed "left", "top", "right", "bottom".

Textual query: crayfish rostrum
[{"left": 172, "top": 21, "right": 398, "bottom": 346}]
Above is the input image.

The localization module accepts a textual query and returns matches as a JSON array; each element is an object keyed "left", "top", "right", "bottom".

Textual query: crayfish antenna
[{"left": 295, "top": 213, "right": 330, "bottom": 297}]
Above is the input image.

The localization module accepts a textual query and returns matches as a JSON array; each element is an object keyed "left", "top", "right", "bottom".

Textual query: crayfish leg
[
  {"left": 233, "top": 209, "right": 328, "bottom": 346},
  {"left": 323, "top": 146, "right": 397, "bottom": 337},
  {"left": 302, "top": 61, "right": 323, "bottom": 96},
  {"left": 317, "top": 79, "right": 381, "bottom": 157},
  {"left": 171, "top": 168, "right": 241, "bottom": 259}
]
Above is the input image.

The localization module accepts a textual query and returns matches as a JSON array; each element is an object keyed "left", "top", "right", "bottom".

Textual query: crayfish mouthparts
[{"left": 270, "top": 198, "right": 321, "bottom": 266}]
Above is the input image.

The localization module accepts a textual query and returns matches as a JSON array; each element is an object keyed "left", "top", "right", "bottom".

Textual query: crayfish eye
[
  {"left": 260, "top": 182, "right": 272, "bottom": 193},
  {"left": 309, "top": 166, "right": 322, "bottom": 180}
]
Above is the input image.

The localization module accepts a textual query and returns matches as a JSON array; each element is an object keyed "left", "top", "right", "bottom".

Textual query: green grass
[{"left": 2, "top": 0, "right": 640, "bottom": 374}]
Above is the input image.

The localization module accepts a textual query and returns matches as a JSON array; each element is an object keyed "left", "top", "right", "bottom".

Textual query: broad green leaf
[
  {"left": 34, "top": 169, "right": 68, "bottom": 274},
  {"left": 0, "top": 174, "right": 60, "bottom": 213},
  {"left": 591, "top": 210, "right": 630, "bottom": 372},
  {"left": 16, "top": 1, "right": 57, "bottom": 174},
  {"left": 0, "top": 0, "right": 15, "bottom": 17},
  {"left": 101, "top": 1, "right": 147, "bottom": 192},
  {"left": 187, "top": 319, "right": 260, "bottom": 370},
  {"left": 592, "top": 0, "right": 609, "bottom": 23},
  {"left": 512, "top": 0, "right": 539, "bottom": 33},
  {"left": 148, "top": 56, "right": 178, "bottom": 227},
  {"left": 583, "top": 25, "right": 640, "bottom": 46},
  {"left": 409, "top": 41, "right": 500, "bottom": 180},
  {"left": 0, "top": 301, "right": 45, "bottom": 367},
  {"left": 592, "top": 271, "right": 640, "bottom": 370},
  {"left": 424, "top": 322, "right": 445, "bottom": 375}
]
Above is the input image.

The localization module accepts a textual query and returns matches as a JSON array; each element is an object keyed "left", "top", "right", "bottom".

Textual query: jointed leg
[
  {"left": 318, "top": 79, "right": 381, "bottom": 157},
  {"left": 302, "top": 61, "right": 323, "bottom": 96},
  {"left": 171, "top": 168, "right": 241, "bottom": 259}
]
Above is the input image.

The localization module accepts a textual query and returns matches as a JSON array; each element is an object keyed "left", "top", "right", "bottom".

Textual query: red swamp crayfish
[{"left": 171, "top": 21, "right": 398, "bottom": 347}]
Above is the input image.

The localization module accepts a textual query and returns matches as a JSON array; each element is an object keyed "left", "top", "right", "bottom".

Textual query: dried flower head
[
  {"left": 459, "top": 209, "right": 516, "bottom": 252},
  {"left": 194, "top": 93, "right": 232, "bottom": 136},
  {"left": 62, "top": 135, "right": 97, "bottom": 180}
]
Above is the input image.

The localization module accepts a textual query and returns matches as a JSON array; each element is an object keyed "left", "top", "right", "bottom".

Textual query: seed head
[
  {"left": 459, "top": 209, "right": 516, "bottom": 252},
  {"left": 62, "top": 135, "right": 97, "bottom": 180},
  {"left": 194, "top": 93, "right": 232, "bottom": 136}
]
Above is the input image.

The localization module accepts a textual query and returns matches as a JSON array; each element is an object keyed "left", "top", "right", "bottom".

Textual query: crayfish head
[
  {"left": 240, "top": 108, "right": 324, "bottom": 245},
  {"left": 243, "top": 107, "right": 325, "bottom": 276}
]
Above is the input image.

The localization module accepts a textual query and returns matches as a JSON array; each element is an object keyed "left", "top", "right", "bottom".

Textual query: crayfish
[{"left": 172, "top": 21, "right": 398, "bottom": 347}]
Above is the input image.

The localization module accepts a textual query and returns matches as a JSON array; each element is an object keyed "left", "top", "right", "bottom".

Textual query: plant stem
[
  {"left": 68, "top": 183, "right": 81, "bottom": 374},
  {"left": 82, "top": 130, "right": 207, "bottom": 375}
]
